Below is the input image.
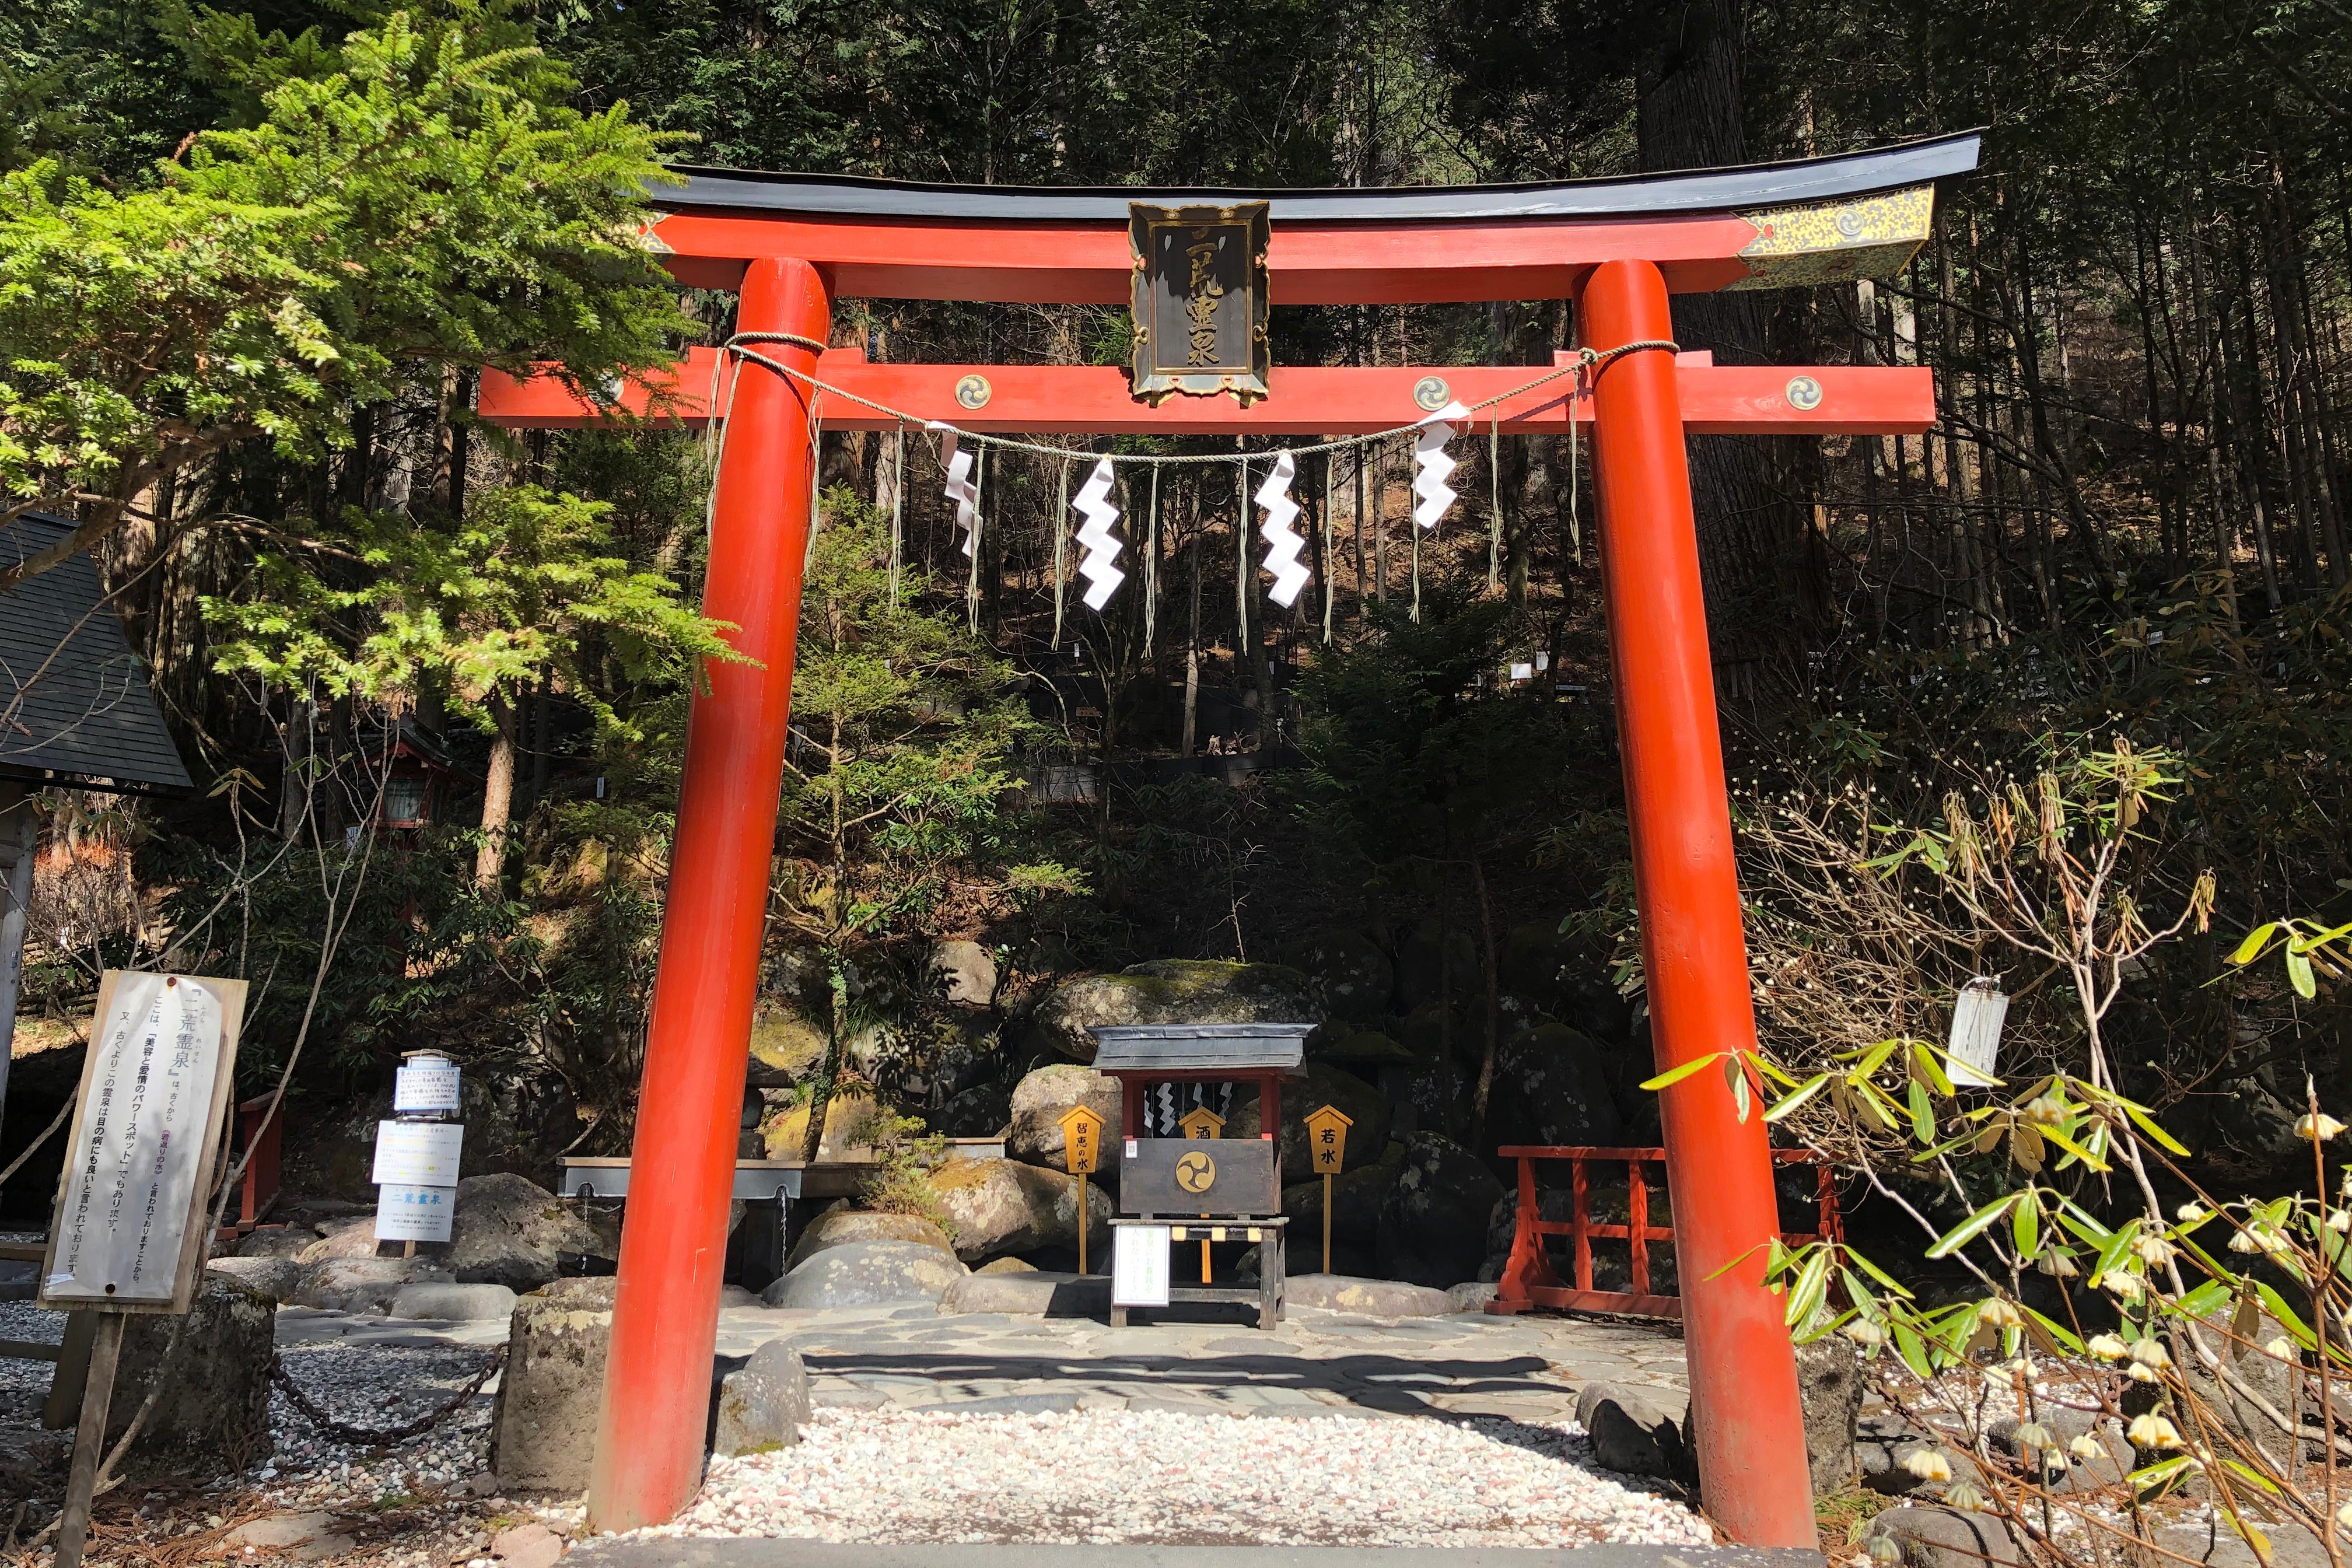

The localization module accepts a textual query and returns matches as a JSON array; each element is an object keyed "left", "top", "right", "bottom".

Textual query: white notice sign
[
  {"left": 376, "top": 1184, "right": 457, "bottom": 1242},
  {"left": 43, "top": 971, "right": 244, "bottom": 1310},
  {"left": 393, "top": 1058, "right": 461, "bottom": 1113},
  {"left": 1112, "top": 1224, "right": 1172, "bottom": 1307},
  {"left": 373, "top": 1121, "right": 464, "bottom": 1185}
]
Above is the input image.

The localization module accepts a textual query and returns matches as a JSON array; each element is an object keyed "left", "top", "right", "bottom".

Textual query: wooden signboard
[
  {"left": 1177, "top": 1104, "right": 1224, "bottom": 1140},
  {"left": 41, "top": 970, "right": 246, "bottom": 1314},
  {"left": 1301, "top": 1104, "right": 1353, "bottom": 1274},
  {"left": 1128, "top": 201, "right": 1272, "bottom": 405},
  {"left": 1057, "top": 1105, "right": 1107, "bottom": 1273},
  {"left": 39, "top": 969, "right": 246, "bottom": 1568},
  {"left": 1119, "top": 1136, "right": 1276, "bottom": 1217}
]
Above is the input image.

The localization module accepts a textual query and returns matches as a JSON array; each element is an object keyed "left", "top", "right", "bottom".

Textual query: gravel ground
[
  {"left": 639, "top": 1406, "right": 1716, "bottom": 1549},
  {"left": 257, "top": 1337, "right": 502, "bottom": 1503}
]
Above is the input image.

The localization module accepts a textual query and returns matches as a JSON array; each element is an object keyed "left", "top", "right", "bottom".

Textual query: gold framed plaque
[{"left": 1129, "top": 201, "right": 1271, "bottom": 405}]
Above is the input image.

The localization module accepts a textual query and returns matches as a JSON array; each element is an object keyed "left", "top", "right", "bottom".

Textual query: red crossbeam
[
  {"left": 480, "top": 347, "right": 1931, "bottom": 436},
  {"left": 649, "top": 213, "right": 1759, "bottom": 302},
  {"left": 1486, "top": 1145, "right": 1842, "bottom": 1321}
]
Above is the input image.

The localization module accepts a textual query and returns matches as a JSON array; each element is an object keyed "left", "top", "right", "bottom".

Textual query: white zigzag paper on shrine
[
  {"left": 1071, "top": 457, "right": 1125, "bottom": 610},
  {"left": 1412, "top": 400, "right": 1471, "bottom": 530},
  {"left": 929, "top": 422, "right": 981, "bottom": 556},
  {"left": 1255, "top": 450, "right": 1311, "bottom": 607}
]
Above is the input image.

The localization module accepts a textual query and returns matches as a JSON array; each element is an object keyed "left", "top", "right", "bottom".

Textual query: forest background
[{"left": 1, "top": 0, "right": 2347, "bottom": 1257}]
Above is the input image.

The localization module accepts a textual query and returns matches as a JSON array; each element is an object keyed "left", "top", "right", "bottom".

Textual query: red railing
[
  {"left": 1486, "top": 1145, "right": 1842, "bottom": 1320},
  {"left": 234, "top": 1094, "right": 284, "bottom": 1231}
]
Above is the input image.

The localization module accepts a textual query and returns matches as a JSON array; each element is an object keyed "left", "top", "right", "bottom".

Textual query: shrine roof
[
  {"left": 657, "top": 131, "right": 1980, "bottom": 226},
  {"left": 1088, "top": 1024, "right": 1312, "bottom": 1076},
  {"left": 0, "top": 513, "right": 194, "bottom": 796}
]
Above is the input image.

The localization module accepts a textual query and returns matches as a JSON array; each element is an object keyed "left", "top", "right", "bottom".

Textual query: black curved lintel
[{"left": 657, "top": 131, "right": 1982, "bottom": 226}]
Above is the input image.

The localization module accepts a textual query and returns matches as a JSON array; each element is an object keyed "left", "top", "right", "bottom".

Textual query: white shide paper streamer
[
  {"left": 1412, "top": 400, "right": 1471, "bottom": 530},
  {"left": 1255, "top": 451, "right": 1311, "bottom": 607},
  {"left": 1072, "top": 456, "right": 1126, "bottom": 611}
]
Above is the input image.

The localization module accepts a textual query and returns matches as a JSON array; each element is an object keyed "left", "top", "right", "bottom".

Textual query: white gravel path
[{"left": 640, "top": 1406, "right": 1715, "bottom": 1549}]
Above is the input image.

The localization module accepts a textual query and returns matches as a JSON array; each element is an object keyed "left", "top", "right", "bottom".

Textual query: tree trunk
[
  {"left": 1469, "top": 853, "right": 1503, "bottom": 1144},
  {"left": 474, "top": 692, "right": 516, "bottom": 889},
  {"left": 1635, "top": 0, "right": 1823, "bottom": 683}
]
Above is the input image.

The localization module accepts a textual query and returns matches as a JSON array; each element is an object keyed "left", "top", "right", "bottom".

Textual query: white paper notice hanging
[
  {"left": 1112, "top": 1224, "right": 1172, "bottom": 1307},
  {"left": 1947, "top": 976, "right": 2008, "bottom": 1087},
  {"left": 393, "top": 1055, "right": 461, "bottom": 1114},
  {"left": 373, "top": 1121, "right": 465, "bottom": 1185},
  {"left": 1256, "top": 451, "right": 1311, "bottom": 607},
  {"left": 376, "top": 1183, "right": 457, "bottom": 1242},
  {"left": 930, "top": 424, "right": 981, "bottom": 557},
  {"left": 1072, "top": 457, "right": 1126, "bottom": 610},
  {"left": 1412, "top": 401, "right": 1470, "bottom": 530},
  {"left": 42, "top": 971, "right": 244, "bottom": 1309}
]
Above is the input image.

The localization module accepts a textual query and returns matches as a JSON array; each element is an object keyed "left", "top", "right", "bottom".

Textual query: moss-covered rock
[
  {"left": 1030, "top": 959, "right": 1324, "bottom": 1062},
  {"left": 1488, "top": 1022, "right": 1623, "bottom": 1150},
  {"left": 783, "top": 1208, "right": 957, "bottom": 1270},
  {"left": 748, "top": 1006, "right": 827, "bottom": 1087},
  {"left": 1377, "top": 1131, "right": 1504, "bottom": 1289},
  {"left": 1282, "top": 1135, "right": 1407, "bottom": 1246},
  {"left": 1006, "top": 1064, "right": 1123, "bottom": 1175},
  {"left": 1230, "top": 1060, "right": 1389, "bottom": 1175},
  {"left": 1280, "top": 929, "right": 1394, "bottom": 1024},
  {"left": 929, "top": 1156, "right": 1112, "bottom": 1262}
]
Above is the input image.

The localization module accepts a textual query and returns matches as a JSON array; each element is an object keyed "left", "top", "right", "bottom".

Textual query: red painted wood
[
  {"left": 480, "top": 352, "right": 1933, "bottom": 437},
  {"left": 647, "top": 212, "right": 1760, "bottom": 303},
  {"left": 583, "top": 257, "right": 830, "bottom": 1535},
  {"left": 1584, "top": 257, "right": 1817, "bottom": 1548}
]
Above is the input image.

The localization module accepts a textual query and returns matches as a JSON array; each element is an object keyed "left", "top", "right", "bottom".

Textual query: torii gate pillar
[
  {"left": 586, "top": 256, "right": 831, "bottom": 1533},
  {"left": 1583, "top": 258, "right": 1818, "bottom": 1546}
]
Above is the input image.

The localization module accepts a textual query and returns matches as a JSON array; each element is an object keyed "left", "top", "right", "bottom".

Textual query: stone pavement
[{"left": 278, "top": 1294, "right": 1689, "bottom": 1424}]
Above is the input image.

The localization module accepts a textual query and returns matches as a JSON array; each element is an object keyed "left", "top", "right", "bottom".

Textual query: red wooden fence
[{"left": 1486, "top": 1145, "right": 1841, "bottom": 1319}]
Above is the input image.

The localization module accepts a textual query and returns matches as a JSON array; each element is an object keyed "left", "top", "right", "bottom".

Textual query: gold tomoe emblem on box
[{"left": 1129, "top": 201, "right": 1271, "bottom": 407}]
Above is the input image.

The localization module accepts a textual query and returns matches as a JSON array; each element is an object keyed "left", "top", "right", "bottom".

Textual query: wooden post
[
  {"left": 1056, "top": 1104, "right": 1105, "bottom": 1277},
  {"left": 1321, "top": 1174, "right": 1334, "bottom": 1274},
  {"left": 53, "top": 1313, "right": 126, "bottom": 1568},
  {"left": 1076, "top": 1173, "right": 1089, "bottom": 1275},
  {"left": 42, "top": 1311, "right": 100, "bottom": 1429},
  {"left": 1300, "top": 1105, "right": 1352, "bottom": 1276},
  {"left": 1178, "top": 1105, "right": 1223, "bottom": 1283}
]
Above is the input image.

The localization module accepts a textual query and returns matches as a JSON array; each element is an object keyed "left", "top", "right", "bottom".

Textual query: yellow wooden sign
[
  {"left": 1302, "top": 1103, "right": 1353, "bottom": 1174},
  {"left": 1178, "top": 1105, "right": 1225, "bottom": 1139},
  {"left": 1058, "top": 1104, "right": 1107, "bottom": 1176}
]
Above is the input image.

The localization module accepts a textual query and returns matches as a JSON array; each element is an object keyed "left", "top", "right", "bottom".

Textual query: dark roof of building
[
  {"left": 660, "top": 131, "right": 1981, "bottom": 225},
  {"left": 0, "top": 514, "right": 194, "bottom": 794},
  {"left": 1089, "top": 1023, "right": 1312, "bottom": 1075}
]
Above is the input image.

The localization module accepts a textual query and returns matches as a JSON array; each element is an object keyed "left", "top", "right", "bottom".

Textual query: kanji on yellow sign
[
  {"left": 1301, "top": 1104, "right": 1353, "bottom": 1172},
  {"left": 1177, "top": 1105, "right": 1225, "bottom": 1139},
  {"left": 1058, "top": 1104, "right": 1107, "bottom": 1176}
]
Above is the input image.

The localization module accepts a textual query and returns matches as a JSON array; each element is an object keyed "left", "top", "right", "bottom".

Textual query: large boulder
[
  {"left": 1487, "top": 1023, "right": 1623, "bottom": 1151},
  {"left": 1861, "top": 1507, "right": 2026, "bottom": 1568},
  {"left": 1006, "top": 1065, "right": 1123, "bottom": 1176},
  {"left": 1499, "top": 921, "right": 1576, "bottom": 1006},
  {"left": 278, "top": 1067, "right": 584, "bottom": 1203},
  {"left": 747, "top": 1005, "right": 827, "bottom": 1088},
  {"left": 929, "top": 1156, "right": 1112, "bottom": 1262},
  {"left": 390, "top": 1282, "right": 520, "bottom": 1321},
  {"left": 713, "top": 1341, "right": 810, "bottom": 1457},
  {"left": 1281, "top": 930, "right": 1395, "bottom": 1024},
  {"left": 1395, "top": 919, "right": 1477, "bottom": 1014},
  {"left": 291, "top": 1256, "right": 454, "bottom": 1314},
  {"left": 444, "top": 1172, "right": 620, "bottom": 1292},
  {"left": 491, "top": 1278, "right": 615, "bottom": 1493},
  {"left": 763, "top": 1091, "right": 884, "bottom": 1160},
  {"left": 110, "top": 1273, "right": 275, "bottom": 1478},
  {"left": 1376, "top": 1132, "right": 1504, "bottom": 1289},
  {"left": 1284, "top": 1275, "right": 1455, "bottom": 1317},
  {"left": 1796, "top": 1336, "right": 1866, "bottom": 1495},
  {"left": 1230, "top": 1061, "right": 1389, "bottom": 1175},
  {"left": 783, "top": 1209, "right": 957, "bottom": 1271},
  {"left": 934, "top": 1082, "right": 1013, "bottom": 1138},
  {"left": 1030, "top": 960, "right": 1324, "bottom": 1063},
  {"left": 760, "top": 1239, "right": 967, "bottom": 1308},
  {"left": 1282, "top": 1136, "right": 1407, "bottom": 1247},
  {"left": 1577, "top": 1383, "right": 1689, "bottom": 1480},
  {"left": 925, "top": 940, "right": 999, "bottom": 1007},
  {"left": 208, "top": 1254, "right": 304, "bottom": 1303}
]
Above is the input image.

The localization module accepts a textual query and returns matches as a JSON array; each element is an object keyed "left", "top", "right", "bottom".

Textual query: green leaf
[
  {"left": 2020, "top": 1304, "right": 2083, "bottom": 1354},
  {"left": 1910, "top": 1041, "right": 1957, "bottom": 1098},
  {"left": 2228, "top": 923, "right": 2279, "bottom": 965},
  {"left": 2111, "top": 1097, "right": 2192, "bottom": 1157},
  {"left": 1727, "top": 1055, "right": 1754, "bottom": 1123},
  {"left": 2287, "top": 947, "right": 2316, "bottom": 999},
  {"left": 1765, "top": 1074, "right": 1832, "bottom": 1124},
  {"left": 1906, "top": 1080, "right": 1936, "bottom": 1143},
  {"left": 1640, "top": 1053, "right": 1726, "bottom": 1093},
  {"left": 2254, "top": 1283, "right": 2319, "bottom": 1349},
  {"left": 2010, "top": 1191, "right": 2040, "bottom": 1259},
  {"left": 1891, "top": 1318, "right": 1935, "bottom": 1378},
  {"left": 1927, "top": 1194, "right": 2019, "bottom": 1258},
  {"left": 1846, "top": 1249, "right": 1918, "bottom": 1300},
  {"left": 2131, "top": 1457, "right": 2196, "bottom": 1492},
  {"left": 2174, "top": 1279, "right": 2231, "bottom": 1320},
  {"left": 1787, "top": 1247, "right": 1833, "bottom": 1329}
]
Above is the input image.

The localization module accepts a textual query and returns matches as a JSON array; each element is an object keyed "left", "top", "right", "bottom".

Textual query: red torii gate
[{"left": 481, "top": 131, "right": 1979, "bottom": 1545}]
